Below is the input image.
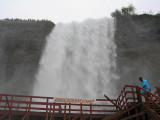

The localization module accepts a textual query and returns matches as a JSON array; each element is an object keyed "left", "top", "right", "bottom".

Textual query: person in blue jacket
[{"left": 139, "top": 77, "right": 151, "bottom": 95}]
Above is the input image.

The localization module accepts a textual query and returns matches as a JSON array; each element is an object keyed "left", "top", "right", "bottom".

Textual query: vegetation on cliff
[
  {"left": 111, "top": 4, "right": 136, "bottom": 18},
  {"left": 0, "top": 19, "right": 54, "bottom": 64},
  {"left": 111, "top": 4, "right": 160, "bottom": 18},
  {"left": 0, "top": 19, "right": 55, "bottom": 95},
  {"left": 111, "top": 5, "right": 160, "bottom": 92}
]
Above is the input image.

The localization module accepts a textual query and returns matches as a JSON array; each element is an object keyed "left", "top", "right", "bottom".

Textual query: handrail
[
  {"left": 113, "top": 85, "right": 160, "bottom": 119},
  {"left": 0, "top": 85, "right": 160, "bottom": 120},
  {"left": 0, "top": 94, "right": 117, "bottom": 119},
  {"left": 0, "top": 94, "right": 54, "bottom": 99}
]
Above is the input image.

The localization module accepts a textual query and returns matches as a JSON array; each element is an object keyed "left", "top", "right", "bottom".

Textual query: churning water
[{"left": 33, "top": 17, "right": 118, "bottom": 99}]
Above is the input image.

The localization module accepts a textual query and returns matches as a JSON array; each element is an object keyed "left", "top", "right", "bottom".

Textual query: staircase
[{"left": 104, "top": 85, "right": 160, "bottom": 120}]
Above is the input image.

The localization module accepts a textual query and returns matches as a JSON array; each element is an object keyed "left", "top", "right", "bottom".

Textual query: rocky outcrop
[
  {"left": 0, "top": 19, "right": 55, "bottom": 95},
  {"left": 115, "top": 15, "right": 160, "bottom": 91}
]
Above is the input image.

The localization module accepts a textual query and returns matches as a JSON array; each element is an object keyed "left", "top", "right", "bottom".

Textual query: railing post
[
  {"left": 136, "top": 86, "right": 143, "bottom": 119},
  {"left": 9, "top": 96, "right": 13, "bottom": 120},
  {"left": 69, "top": 103, "right": 71, "bottom": 120},
  {"left": 59, "top": 104, "right": 62, "bottom": 113},
  {"left": 124, "top": 88, "right": 128, "bottom": 109},
  {"left": 136, "top": 87, "right": 142, "bottom": 103},
  {"left": 5, "top": 95, "right": 12, "bottom": 120},
  {"left": 51, "top": 102, "right": 55, "bottom": 120},
  {"left": 132, "top": 87, "right": 136, "bottom": 104},
  {"left": 80, "top": 103, "right": 82, "bottom": 119},
  {"left": 46, "top": 98, "right": 49, "bottom": 120},
  {"left": 5, "top": 96, "right": 10, "bottom": 111},
  {"left": 0, "top": 95, "right": 2, "bottom": 111},
  {"left": 64, "top": 103, "right": 66, "bottom": 120},
  {"left": 26, "top": 96, "right": 32, "bottom": 120},
  {"left": 118, "top": 97, "right": 121, "bottom": 110},
  {"left": 90, "top": 103, "right": 92, "bottom": 120},
  {"left": 132, "top": 87, "right": 138, "bottom": 120},
  {"left": 0, "top": 96, "right": 2, "bottom": 102},
  {"left": 116, "top": 100, "right": 118, "bottom": 111}
]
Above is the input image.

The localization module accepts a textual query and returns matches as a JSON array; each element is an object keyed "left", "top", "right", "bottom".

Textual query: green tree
[
  {"left": 111, "top": 9, "right": 122, "bottom": 18},
  {"left": 111, "top": 4, "right": 136, "bottom": 17}
]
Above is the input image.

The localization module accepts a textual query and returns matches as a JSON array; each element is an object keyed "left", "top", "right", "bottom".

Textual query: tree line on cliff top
[
  {"left": 0, "top": 18, "right": 55, "bottom": 64},
  {"left": 111, "top": 4, "right": 160, "bottom": 18}
]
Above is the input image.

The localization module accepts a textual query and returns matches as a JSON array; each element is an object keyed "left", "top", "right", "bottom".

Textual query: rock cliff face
[
  {"left": 115, "top": 15, "right": 160, "bottom": 91},
  {"left": 0, "top": 19, "right": 54, "bottom": 95}
]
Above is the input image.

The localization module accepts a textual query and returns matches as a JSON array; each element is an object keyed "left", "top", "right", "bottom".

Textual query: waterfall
[{"left": 33, "top": 17, "right": 118, "bottom": 99}]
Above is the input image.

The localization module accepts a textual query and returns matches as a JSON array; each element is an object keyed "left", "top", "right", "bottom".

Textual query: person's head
[{"left": 139, "top": 77, "right": 143, "bottom": 82}]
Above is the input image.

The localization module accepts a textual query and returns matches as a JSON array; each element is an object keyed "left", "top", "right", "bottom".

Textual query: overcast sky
[{"left": 0, "top": 0, "right": 160, "bottom": 23}]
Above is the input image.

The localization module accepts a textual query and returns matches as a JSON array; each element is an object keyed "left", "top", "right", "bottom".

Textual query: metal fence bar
[
  {"left": 90, "top": 103, "right": 92, "bottom": 120},
  {"left": 45, "top": 98, "right": 49, "bottom": 120},
  {"left": 9, "top": 96, "right": 13, "bottom": 120},
  {"left": 26, "top": 96, "right": 32, "bottom": 120},
  {"left": 69, "top": 103, "right": 71, "bottom": 120}
]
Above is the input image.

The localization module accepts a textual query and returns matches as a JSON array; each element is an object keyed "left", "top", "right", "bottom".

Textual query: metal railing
[
  {"left": 0, "top": 85, "right": 160, "bottom": 120},
  {"left": 0, "top": 94, "right": 117, "bottom": 120},
  {"left": 107, "top": 85, "right": 160, "bottom": 120}
]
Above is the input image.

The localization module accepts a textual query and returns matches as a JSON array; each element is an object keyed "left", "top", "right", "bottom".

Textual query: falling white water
[{"left": 33, "top": 17, "right": 118, "bottom": 99}]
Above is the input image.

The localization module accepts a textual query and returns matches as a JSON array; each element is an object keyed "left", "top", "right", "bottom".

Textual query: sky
[{"left": 0, "top": 0, "right": 160, "bottom": 23}]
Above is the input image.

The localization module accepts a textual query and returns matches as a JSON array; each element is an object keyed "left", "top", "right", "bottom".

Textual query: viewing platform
[{"left": 0, "top": 85, "right": 160, "bottom": 120}]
